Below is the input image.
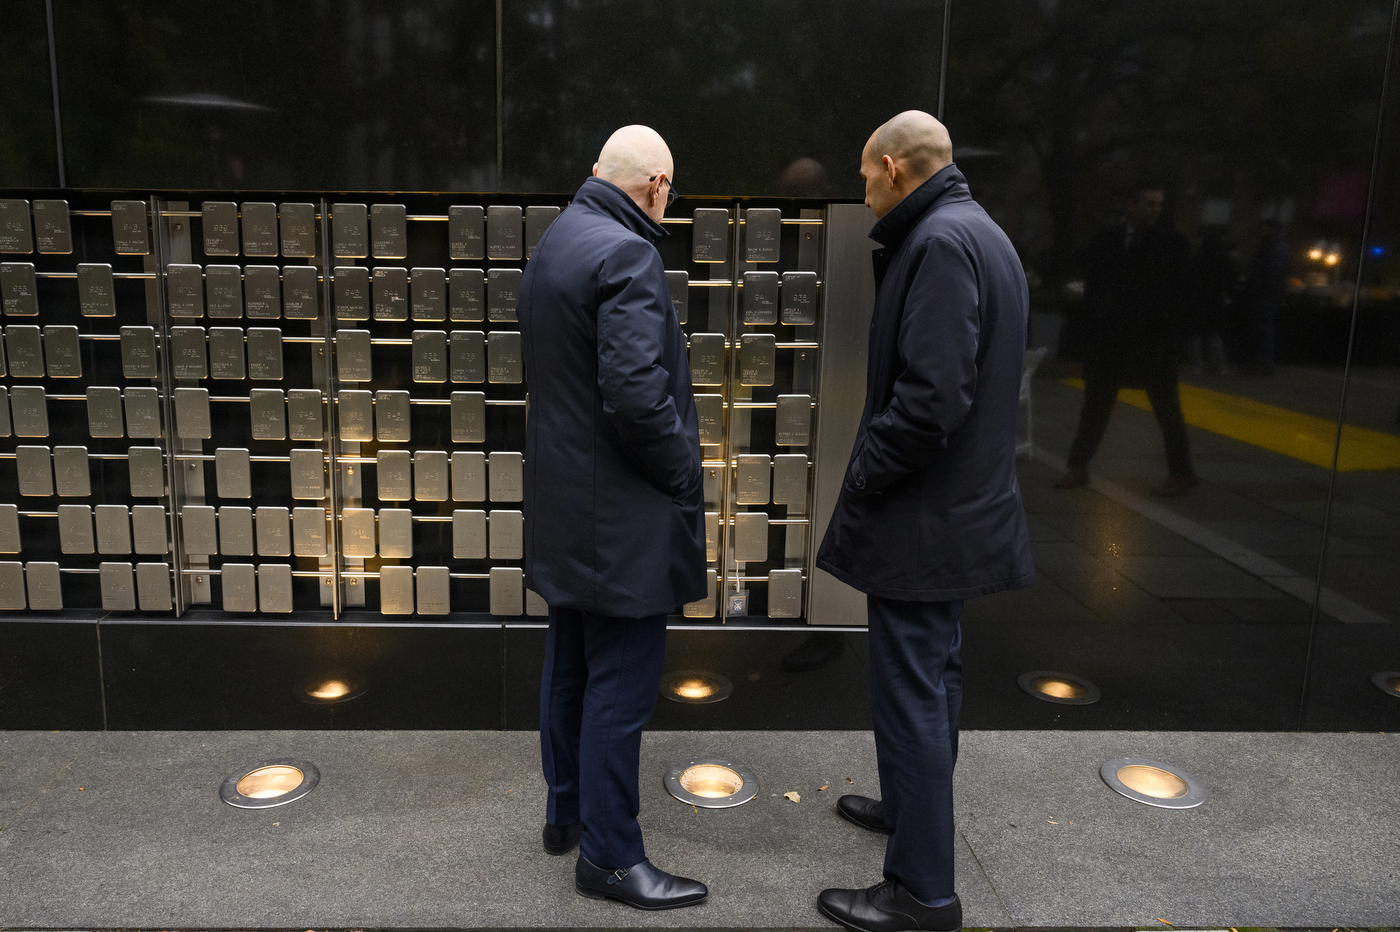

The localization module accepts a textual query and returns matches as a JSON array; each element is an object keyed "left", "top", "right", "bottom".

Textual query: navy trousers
[
  {"left": 540, "top": 606, "right": 667, "bottom": 870},
  {"left": 867, "top": 595, "right": 964, "bottom": 903}
]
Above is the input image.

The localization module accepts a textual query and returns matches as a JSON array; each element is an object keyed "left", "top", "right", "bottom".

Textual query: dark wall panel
[{"left": 0, "top": 0, "right": 61, "bottom": 187}]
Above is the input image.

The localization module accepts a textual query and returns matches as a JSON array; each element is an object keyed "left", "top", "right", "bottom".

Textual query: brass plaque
[
  {"left": 279, "top": 202, "right": 317, "bottom": 257},
  {"left": 7, "top": 325, "right": 44, "bottom": 376},
  {"left": 735, "top": 454, "right": 771, "bottom": 504},
  {"left": 705, "top": 511, "right": 720, "bottom": 562},
  {"left": 95, "top": 504, "right": 131, "bottom": 555},
  {"left": 15, "top": 445, "right": 51, "bottom": 496},
  {"left": 240, "top": 202, "right": 279, "bottom": 256},
  {"left": 258, "top": 563, "right": 293, "bottom": 613},
  {"left": 449, "top": 205, "right": 485, "bottom": 259},
  {"left": 131, "top": 504, "right": 168, "bottom": 553},
  {"left": 282, "top": 265, "right": 319, "bottom": 319},
  {"left": 695, "top": 394, "right": 724, "bottom": 445},
  {"left": 412, "top": 329, "right": 447, "bottom": 382},
  {"left": 341, "top": 507, "right": 376, "bottom": 557},
  {"left": 100, "top": 562, "right": 136, "bottom": 611},
  {"left": 415, "top": 450, "right": 449, "bottom": 501},
  {"left": 77, "top": 263, "right": 116, "bottom": 316},
  {"left": 252, "top": 387, "right": 289, "bottom": 444},
  {"left": 452, "top": 509, "right": 487, "bottom": 558},
  {"left": 215, "top": 447, "right": 252, "bottom": 498},
  {"left": 487, "top": 205, "right": 523, "bottom": 259},
  {"left": 692, "top": 208, "right": 729, "bottom": 262},
  {"left": 739, "top": 333, "right": 776, "bottom": 386},
  {"left": 128, "top": 449, "right": 165, "bottom": 498},
  {"left": 244, "top": 265, "right": 282, "bottom": 318},
  {"left": 182, "top": 504, "right": 218, "bottom": 555},
  {"left": 379, "top": 565, "right": 414, "bottom": 615},
  {"left": 0, "top": 386, "right": 7, "bottom": 437},
  {"left": 489, "top": 451, "right": 523, "bottom": 502},
  {"left": 449, "top": 268, "right": 485, "bottom": 321},
  {"left": 0, "top": 199, "right": 32, "bottom": 253},
  {"left": 450, "top": 331, "right": 485, "bottom": 383},
  {"left": 744, "top": 208, "right": 781, "bottom": 263},
  {"left": 487, "top": 331, "right": 522, "bottom": 383},
  {"left": 775, "top": 394, "right": 811, "bottom": 445},
  {"left": 53, "top": 445, "right": 91, "bottom": 497},
  {"left": 208, "top": 326, "right": 245, "bottom": 379},
  {"left": 489, "top": 509, "right": 524, "bottom": 559},
  {"left": 83, "top": 386, "right": 124, "bottom": 437},
  {"left": 219, "top": 506, "right": 254, "bottom": 556},
  {"left": 487, "top": 268, "right": 522, "bottom": 322},
  {"left": 336, "top": 328, "right": 372, "bottom": 381},
  {"left": 525, "top": 206, "right": 560, "bottom": 258},
  {"left": 373, "top": 266, "right": 408, "bottom": 321},
  {"left": 287, "top": 389, "right": 323, "bottom": 440},
  {"left": 43, "top": 325, "right": 82, "bottom": 378},
  {"left": 0, "top": 562, "right": 23, "bottom": 610},
  {"left": 124, "top": 387, "right": 162, "bottom": 438},
  {"left": 174, "top": 387, "right": 212, "bottom": 439},
  {"left": 289, "top": 448, "right": 325, "bottom": 500},
  {"left": 25, "top": 561, "right": 63, "bottom": 610},
  {"left": 666, "top": 271, "right": 689, "bottom": 324},
  {"left": 11, "top": 386, "right": 48, "bottom": 437},
  {"left": 411, "top": 267, "right": 446, "bottom": 321},
  {"left": 166, "top": 264, "right": 204, "bottom": 317},
  {"left": 120, "top": 326, "right": 159, "bottom": 379},
  {"left": 452, "top": 451, "right": 486, "bottom": 502},
  {"left": 1, "top": 263, "right": 39, "bottom": 315},
  {"left": 780, "top": 271, "right": 817, "bottom": 325},
  {"left": 688, "top": 333, "right": 725, "bottom": 386},
  {"left": 334, "top": 265, "right": 370, "bottom": 319},
  {"left": 734, "top": 511, "right": 769, "bottom": 563},
  {"left": 338, "top": 390, "right": 374, "bottom": 441},
  {"left": 377, "top": 449, "right": 413, "bottom": 501},
  {"left": 110, "top": 200, "right": 150, "bottom": 255},
  {"left": 59, "top": 504, "right": 95, "bottom": 554},
  {"left": 331, "top": 202, "right": 369, "bottom": 258},
  {"left": 451, "top": 391, "right": 485, "bottom": 444},
  {"left": 682, "top": 568, "right": 717, "bottom": 618},
  {"left": 246, "top": 327, "right": 283, "bottom": 380},
  {"left": 489, "top": 565, "right": 523, "bottom": 616},
  {"left": 378, "top": 508, "right": 414, "bottom": 558},
  {"left": 255, "top": 505, "right": 291, "bottom": 556},
  {"left": 375, "top": 390, "right": 411, "bottom": 441},
  {"left": 225, "top": 566, "right": 261, "bottom": 616},
  {"left": 205, "top": 265, "right": 243, "bottom": 318},
  {"left": 0, "top": 504, "right": 19, "bottom": 553},
  {"left": 171, "top": 326, "right": 208, "bottom": 379},
  {"left": 136, "top": 562, "right": 172, "bottom": 611},
  {"left": 371, "top": 203, "right": 408, "bottom": 259},
  {"left": 293, "top": 507, "right": 328, "bottom": 557},
  {"left": 768, "top": 569, "right": 803, "bottom": 618},
  {"left": 416, "top": 565, "right": 451, "bottom": 615},
  {"left": 742, "top": 271, "right": 779, "bottom": 325},
  {"left": 202, "top": 201, "right": 240, "bottom": 255},
  {"left": 773, "top": 453, "right": 808, "bottom": 505},
  {"left": 32, "top": 199, "right": 72, "bottom": 254}
]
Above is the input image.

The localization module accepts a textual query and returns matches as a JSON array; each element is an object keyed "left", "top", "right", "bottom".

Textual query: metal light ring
[
  {"left": 660, "top": 670, "right": 735, "bottom": 705},
  {"left": 1370, "top": 671, "right": 1400, "bottom": 698},
  {"left": 1017, "top": 670, "right": 1102, "bottom": 705},
  {"left": 295, "top": 674, "right": 370, "bottom": 705},
  {"left": 664, "top": 757, "right": 760, "bottom": 809},
  {"left": 1100, "top": 757, "right": 1205, "bottom": 810},
  {"left": 219, "top": 758, "right": 321, "bottom": 810}
]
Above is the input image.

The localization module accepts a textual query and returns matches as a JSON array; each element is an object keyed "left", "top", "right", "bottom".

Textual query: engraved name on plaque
[
  {"left": 739, "top": 333, "right": 776, "bottom": 386},
  {"left": 15, "top": 446, "right": 52, "bottom": 496},
  {"left": 11, "top": 386, "right": 48, "bottom": 437},
  {"left": 449, "top": 268, "right": 485, "bottom": 321},
  {"left": 692, "top": 208, "right": 729, "bottom": 262},
  {"left": 336, "top": 328, "right": 372, "bottom": 381},
  {"left": 374, "top": 390, "right": 411, "bottom": 442},
  {"left": 174, "top": 388, "right": 212, "bottom": 439},
  {"left": 412, "top": 329, "right": 447, "bottom": 383},
  {"left": 208, "top": 327, "right": 245, "bottom": 380},
  {"left": 171, "top": 326, "right": 208, "bottom": 380},
  {"left": 7, "top": 325, "right": 44, "bottom": 376},
  {"left": 705, "top": 511, "right": 720, "bottom": 562},
  {"left": 449, "top": 205, "right": 485, "bottom": 260},
  {"left": 377, "top": 450, "right": 413, "bottom": 501},
  {"left": 338, "top": 390, "right": 374, "bottom": 441},
  {"left": 166, "top": 264, "right": 204, "bottom": 317},
  {"left": 487, "top": 268, "right": 522, "bottom": 322},
  {"left": 0, "top": 199, "right": 33, "bottom": 253},
  {"left": 450, "top": 331, "right": 485, "bottom": 383},
  {"left": 43, "top": 325, "right": 82, "bottom": 378},
  {"left": 682, "top": 569, "right": 717, "bottom": 618},
  {"left": 26, "top": 562, "right": 64, "bottom": 610},
  {"left": 287, "top": 389, "right": 323, "bottom": 440},
  {"left": 742, "top": 271, "right": 779, "bottom": 325},
  {"left": 77, "top": 263, "right": 116, "bottom": 317},
  {"left": 258, "top": 564, "right": 293, "bottom": 613},
  {"left": 411, "top": 267, "right": 446, "bottom": 321},
  {"left": 489, "top": 566, "right": 523, "bottom": 616},
  {"left": 215, "top": 447, "right": 252, "bottom": 499},
  {"left": 249, "top": 388, "right": 286, "bottom": 440},
  {"left": 53, "top": 445, "right": 91, "bottom": 497},
  {"left": 32, "top": 200, "right": 72, "bottom": 254},
  {"left": 282, "top": 265, "right": 319, "bottom": 319},
  {"left": 489, "top": 452, "right": 524, "bottom": 502},
  {"left": 182, "top": 504, "right": 218, "bottom": 555},
  {"left": 256, "top": 506, "right": 291, "bottom": 556},
  {"left": 124, "top": 387, "right": 161, "bottom": 439},
  {"left": 1, "top": 263, "right": 38, "bottom": 316},
  {"left": 244, "top": 265, "right": 282, "bottom": 319},
  {"left": 132, "top": 505, "right": 168, "bottom": 554},
  {"left": 688, "top": 333, "right": 725, "bottom": 386},
  {"left": 666, "top": 271, "right": 689, "bottom": 324},
  {"left": 137, "top": 563, "right": 172, "bottom": 612},
  {"left": 372, "top": 266, "right": 408, "bottom": 321},
  {"left": 289, "top": 448, "right": 325, "bottom": 500},
  {"left": 128, "top": 448, "right": 165, "bottom": 498},
  {"left": 415, "top": 450, "right": 449, "bottom": 502},
  {"left": 772, "top": 454, "right": 808, "bottom": 505},
  {"left": 780, "top": 271, "right": 817, "bottom": 325},
  {"left": 744, "top": 208, "right": 781, "bottom": 263},
  {"left": 95, "top": 505, "right": 131, "bottom": 554},
  {"left": 775, "top": 394, "right": 812, "bottom": 446},
  {"left": 331, "top": 203, "right": 369, "bottom": 258},
  {"left": 100, "top": 562, "right": 135, "bottom": 611},
  {"left": 240, "top": 202, "right": 279, "bottom": 257},
  {"left": 525, "top": 206, "right": 560, "bottom": 258},
  {"left": 453, "top": 509, "right": 487, "bottom": 558},
  {"left": 735, "top": 454, "right": 771, "bottom": 505},
  {"left": 486, "top": 331, "right": 522, "bottom": 383},
  {"left": 219, "top": 507, "right": 254, "bottom": 556},
  {"left": 378, "top": 508, "right": 413, "bottom": 558},
  {"left": 334, "top": 266, "right": 370, "bottom": 319},
  {"left": 379, "top": 565, "right": 414, "bottom": 615},
  {"left": 246, "top": 327, "right": 283, "bottom": 380},
  {"left": 110, "top": 200, "right": 150, "bottom": 255},
  {"left": 733, "top": 511, "right": 769, "bottom": 563},
  {"left": 767, "top": 569, "right": 803, "bottom": 618},
  {"left": 87, "top": 387, "right": 124, "bottom": 438},
  {"left": 416, "top": 566, "right": 451, "bottom": 615},
  {"left": 0, "top": 562, "right": 22, "bottom": 610},
  {"left": 205, "top": 264, "right": 243, "bottom": 319},
  {"left": 202, "top": 201, "right": 240, "bottom": 255},
  {"left": 487, "top": 206, "right": 523, "bottom": 259},
  {"left": 293, "top": 507, "right": 328, "bottom": 557},
  {"left": 490, "top": 509, "right": 524, "bottom": 559},
  {"left": 120, "top": 326, "right": 159, "bottom": 379},
  {"left": 58, "top": 505, "right": 95, "bottom": 554},
  {"left": 694, "top": 394, "right": 724, "bottom": 445},
  {"left": 279, "top": 202, "right": 317, "bottom": 257},
  {"left": 452, "top": 451, "right": 486, "bottom": 502},
  {"left": 371, "top": 204, "right": 408, "bottom": 259}
]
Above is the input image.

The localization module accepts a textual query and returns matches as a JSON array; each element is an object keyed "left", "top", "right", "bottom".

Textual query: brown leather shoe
[
  {"left": 1151, "top": 474, "right": 1200, "bottom": 497},
  {"left": 1054, "top": 466, "right": 1089, "bottom": 489}
]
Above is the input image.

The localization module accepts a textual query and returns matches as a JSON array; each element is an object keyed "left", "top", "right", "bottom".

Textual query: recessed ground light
[
  {"left": 665, "top": 758, "right": 759, "bottom": 809},
  {"left": 660, "top": 670, "right": 734, "bottom": 704},
  {"left": 1100, "top": 757, "right": 1205, "bottom": 809},
  {"left": 296, "top": 674, "right": 368, "bottom": 705},
  {"left": 1371, "top": 671, "right": 1400, "bottom": 698},
  {"left": 220, "top": 759, "right": 321, "bottom": 809},
  {"left": 1017, "top": 670, "right": 1101, "bottom": 705}
]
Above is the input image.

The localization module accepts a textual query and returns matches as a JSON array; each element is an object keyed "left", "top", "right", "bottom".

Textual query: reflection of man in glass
[{"left": 1056, "top": 183, "right": 1198, "bottom": 495}]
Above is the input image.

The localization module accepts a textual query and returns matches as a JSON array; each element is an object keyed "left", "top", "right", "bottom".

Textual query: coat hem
[{"left": 815, "top": 559, "right": 1035, "bottom": 602}]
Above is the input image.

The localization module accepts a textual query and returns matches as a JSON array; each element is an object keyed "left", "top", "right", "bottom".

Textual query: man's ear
[
  {"left": 591, "top": 162, "right": 600, "bottom": 177},
  {"left": 883, "top": 155, "right": 898, "bottom": 188}
]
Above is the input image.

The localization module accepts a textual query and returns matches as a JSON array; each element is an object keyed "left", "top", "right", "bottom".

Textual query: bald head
[
  {"left": 860, "top": 111, "right": 954, "bottom": 219},
  {"left": 593, "top": 125, "right": 675, "bottom": 222}
]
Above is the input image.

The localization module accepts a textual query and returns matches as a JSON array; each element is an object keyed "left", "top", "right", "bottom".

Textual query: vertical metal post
[{"left": 316, "top": 199, "right": 343, "bottom": 616}]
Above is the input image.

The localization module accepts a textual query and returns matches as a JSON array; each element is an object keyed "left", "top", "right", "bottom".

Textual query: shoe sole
[
  {"left": 543, "top": 843, "right": 578, "bottom": 856},
  {"left": 817, "top": 898, "right": 957, "bottom": 932},
  {"left": 575, "top": 883, "right": 708, "bottom": 910},
  {"left": 836, "top": 803, "right": 891, "bottom": 835}
]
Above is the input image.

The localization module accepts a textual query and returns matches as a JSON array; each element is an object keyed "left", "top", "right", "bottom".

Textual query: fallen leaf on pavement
[
  {"left": 784, "top": 791, "right": 801, "bottom": 803},
  {"left": 819, "top": 785, "right": 829, "bottom": 791}
]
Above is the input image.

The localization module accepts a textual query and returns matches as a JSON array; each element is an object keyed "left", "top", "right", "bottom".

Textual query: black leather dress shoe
[
  {"left": 575, "top": 855, "right": 708, "bottom": 910},
  {"left": 542, "top": 821, "right": 582, "bottom": 856},
  {"left": 837, "top": 794, "right": 891, "bottom": 834},
  {"left": 818, "top": 880, "right": 961, "bottom": 932}
]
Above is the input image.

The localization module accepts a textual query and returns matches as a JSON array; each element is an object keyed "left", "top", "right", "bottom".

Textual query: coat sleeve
[
  {"left": 596, "top": 237, "right": 700, "bottom": 498},
  {"left": 847, "top": 235, "right": 980, "bottom": 495}
]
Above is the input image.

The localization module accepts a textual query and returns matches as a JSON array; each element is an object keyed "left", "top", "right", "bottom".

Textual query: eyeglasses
[{"left": 649, "top": 174, "right": 681, "bottom": 206}]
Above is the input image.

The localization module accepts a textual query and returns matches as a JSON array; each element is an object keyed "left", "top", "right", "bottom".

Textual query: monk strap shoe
[
  {"left": 818, "top": 880, "right": 961, "bottom": 932},
  {"left": 542, "top": 820, "right": 582, "bottom": 855},
  {"left": 575, "top": 855, "right": 708, "bottom": 910},
  {"left": 837, "top": 794, "right": 891, "bottom": 834}
]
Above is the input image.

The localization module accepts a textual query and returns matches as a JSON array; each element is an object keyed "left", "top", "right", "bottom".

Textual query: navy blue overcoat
[
  {"left": 519, "top": 177, "right": 707, "bottom": 618},
  {"left": 816, "top": 165, "right": 1035, "bottom": 601}
]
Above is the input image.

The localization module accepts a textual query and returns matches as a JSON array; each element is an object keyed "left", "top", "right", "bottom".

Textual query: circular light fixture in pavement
[
  {"left": 1017, "top": 670, "right": 1101, "bottom": 705},
  {"left": 660, "top": 670, "right": 734, "bottom": 704},
  {"left": 1371, "top": 671, "right": 1400, "bottom": 699},
  {"left": 665, "top": 758, "right": 759, "bottom": 809},
  {"left": 220, "top": 759, "right": 321, "bottom": 809},
  {"left": 1100, "top": 757, "right": 1205, "bottom": 809},
  {"left": 296, "top": 673, "right": 368, "bottom": 705}
]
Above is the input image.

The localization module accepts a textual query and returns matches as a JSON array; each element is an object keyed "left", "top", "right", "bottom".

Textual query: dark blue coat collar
[
  {"left": 572, "top": 176, "right": 669, "bottom": 243},
  {"left": 869, "top": 163, "right": 970, "bottom": 249}
]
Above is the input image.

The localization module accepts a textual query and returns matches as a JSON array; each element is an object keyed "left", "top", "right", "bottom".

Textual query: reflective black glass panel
[{"left": 0, "top": 1, "right": 60, "bottom": 187}]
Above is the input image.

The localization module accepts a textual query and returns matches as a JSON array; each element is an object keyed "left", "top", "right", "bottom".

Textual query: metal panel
[
  {"left": 0, "top": 200, "right": 31, "bottom": 253},
  {"left": 166, "top": 263, "right": 204, "bottom": 317},
  {"left": 487, "top": 206, "right": 523, "bottom": 259},
  {"left": 15, "top": 445, "right": 52, "bottom": 496},
  {"left": 290, "top": 448, "right": 326, "bottom": 499},
  {"left": 377, "top": 449, "right": 412, "bottom": 501},
  {"left": 279, "top": 202, "right": 318, "bottom": 257},
  {"left": 416, "top": 565, "right": 451, "bottom": 615},
  {"left": 136, "top": 563, "right": 172, "bottom": 611},
  {"left": 110, "top": 200, "right": 150, "bottom": 254},
  {"left": 95, "top": 505, "right": 131, "bottom": 555},
  {"left": 379, "top": 565, "right": 414, "bottom": 614},
  {"left": 331, "top": 203, "right": 369, "bottom": 258},
  {"left": 451, "top": 391, "right": 485, "bottom": 443},
  {"left": 182, "top": 504, "right": 218, "bottom": 555},
  {"left": 452, "top": 509, "right": 487, "bottom": 558},
  {"left": 246, "top": 327, "right": 284, "bottom": 380},
  {"left": 739, "top": 333, "right": 776, "bottom": 386},
  {"left": 0, "top": 504, "right": 19, "bottom": 553},
  {"left": 341, "top": 507, "right": 376, "bottom": 557},
  {"left": 287, "top": 389, "right": 323, "bottom": 440},
  {"left": 255, "top": 506, "right": 291, "bottom": 557},
  {"left": 202, "top": 201, "right": 240, "bottom": 255},
  {"left": 734, "top": 512, "right": 769, "bottom": 563},
  {"left": 40, "top": 327, "right": 80, "bottom": 380},
  {"left": 240, "top": 202, "right": 279, "bottom": 256},
  {"left": 373, "top": 266, "right": 408, "bottom": 321},
  {"left": 375, "top": 390, "right": 411, "bottom": 441},
  {"left": 222, "top": 563, "right": 257, "bottom": 612},
  {"left": 219, "top": 506, "right": 254, "bottom": 556},
  {"left": 128, "top": 449, "right": 165, "bottom": 498},
  {"left": 735, "top": 454, "right": 771, "bottom": 504},
  {"left": 249, "top": 388, "right": 285, "bottom": 440},
  {"left": 487, "top": 268, "right": 522, "bottom": 322},
  {"left": 489, "top": 509, "right": 524, "bottom": 559},
  {"left": 58, "top": 504, "right": 95, "bottom": 554},
  {"left": 449, "top": 268, "right": 485, "bottom": 321},
  {"left": 371, "top": 204, "right": 408, "bottom": 259},
  {"left": 293, "top": 507, "right": 328, "bottom": 557},
  {"left": 526, "top": 588, "right": 548, "bottom": 616},
  {"left": 77, "top": 263, "right": 116, "bottom": 316},
  {"left": 0, "top": 562, "right": 25, "bottom": 609},
  {"left": 338, "top": 390, "right": 374, "bottom": 441},
  {"left": 682, "top": 568, "right": 717, "bottom": 618},
  {"left": 378, "top": 508, "right": 413, "bottom": 558},
  {"left": 412, "top": 329, "right": 448, "bottom": 382},
  {"left": 692, "top": 208, "right": 729, "bottom": 262},
  {"left": 666, "top": 270, "right": 689, "bottom": 324},
  {"left": 334, "top": 266, "right": 370, "bottom": 319},
  {"left": 695, "top": 394, "right": 724, "bottom": 445},
  {"left": 0, "top": 263, "right": 38, "bottom": 315},
  {"left": 244, "top": 265, "right": 282, "bottom": 318},
  {"left": 120, "top": 325, "right": 159, "bottom": 379},
  {"left": 170, "top": 326, "right": 207, "bottom": 379},
  {"left": 776, "top": 394, "right": 812, "bottom": 446},
  {"left": 768, "top": 569, "right": 803, "bottom": 618},
  {"left": 25, "top": 561, "right": 63, "bottom": 610},
  {"left": 174, "top": 387, "right": 211, "bottom": 439},
  {"left": 705, "top": 511, "right": 720, "bottom": 562},
  {"left": 205, "top": 264, "right": 243, "bottom": 318},
  {"left": 32, "top": 199, "right": 72, "bottom": 254},
  {"left": 411, "top": 267, "right": 446, "bottom": 321},
  {"left": 781, "top": 271, "right": 818, "bottom": 325},
  {"left": 489, "top": 452, "right": 523, "bottom": 502},
  {"left": 489, "top": 566, "right": 523, "bottom": 615},
  {"left": 0, "top": 386, "right": 7, "bottom": 437},
  {"left": 449, "top": 205, "right": 485, "bottom": 260},
  {"left": 215, "top": 447, "right": 252, "bottom": 498},
  {"left": 688, "top": 333, "right": 725, "bottom": 386},
  {"left": 742, "top": 271, "right": 779, "bottom": 325},
  {"left": 123, "top": 387, "right": 162, "bottom": 439},
  {"left": 745, "top": 208, "right": 781, "bottom": 263},
  {"left": 487, "top": 331, "right": 522, "bottom": 383},
  {"left": 258, "top": 563, "right": 294, "bottom": 613},
  {"left": 415, "top": 450, "right": 449, "bottom": 501},
  {"left": 10, "top": 386, "right": 48, "bottom": 436},
  {"left": 7, "top": 325, "right": 44, "bottom": 376},
  {"left": 452, "top": 451, "right": 486, "bottom": 502},
  {"left": 525, "top": 206, "right": 560, "bottom": 258},
  {"left": 773, "top": 454, "right": 809, "bottom": 506},
  {"left": 282, "top": 265, "right": 319, "bottom": 319},
  {"left": 337, "top": 329, "right": 372, "bottom": 381},
  {"left": 450, "top": 332, "right": 485, "bottom": 383},
  {"left": 100, "top": 562, "right": 136, "bottom": 611},
  {"left": 53, "top": 445, "right": 91, "bottom": 497},
  {"left": 131, "top": 504, "right": 168, "bottom": 553}
]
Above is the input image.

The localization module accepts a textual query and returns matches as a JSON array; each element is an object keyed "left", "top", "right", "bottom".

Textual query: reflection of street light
[
  {"left": 1308, "top": 247, "right": 1324, "bottom": 261},
  {"left": 1324, "top": 253, "right": 1340, "bottom": 267}
]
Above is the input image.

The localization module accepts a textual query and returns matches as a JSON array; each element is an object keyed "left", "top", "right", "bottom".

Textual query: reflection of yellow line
[{"left": 1063, "top": 378, "right": 1400, "bottom": 471}]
